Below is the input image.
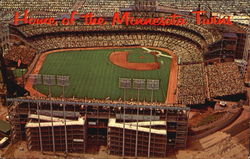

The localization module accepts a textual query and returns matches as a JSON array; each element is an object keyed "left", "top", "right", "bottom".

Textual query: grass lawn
[
  {"left": 34, "top": 48, "right": 172, "bottom": 102},
  {"left": 13, "top": 69, "right": 27, "bottom": 78},
  {"left": 195, "top": 112, "right": 225, "bottom": 127}
]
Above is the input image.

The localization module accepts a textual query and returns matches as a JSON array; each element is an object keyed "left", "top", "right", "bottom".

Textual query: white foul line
[{"left": 142, "top": 47, "right": 172, "bottom": 58}]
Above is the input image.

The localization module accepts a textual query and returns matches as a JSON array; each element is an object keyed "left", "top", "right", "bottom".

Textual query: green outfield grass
[
  {"left": 13, "top": 68, "right": 27, "bottom": 78},
  {"left": 34, "top": 47, "right": 172, "bottom": 102}
]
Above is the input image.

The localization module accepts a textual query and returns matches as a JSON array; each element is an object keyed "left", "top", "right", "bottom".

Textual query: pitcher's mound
[{"left": 109, "top": 51, "right": 159, "bottom": 71}]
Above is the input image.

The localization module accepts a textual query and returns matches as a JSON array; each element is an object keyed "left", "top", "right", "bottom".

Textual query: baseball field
[{"left": 32, "top": 47, "right": 173, "bottom": 102}]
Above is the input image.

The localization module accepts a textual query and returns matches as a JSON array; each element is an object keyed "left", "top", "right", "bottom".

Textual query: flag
[{"left": 17, "top": 59, "right": 21, "bottom": 67}]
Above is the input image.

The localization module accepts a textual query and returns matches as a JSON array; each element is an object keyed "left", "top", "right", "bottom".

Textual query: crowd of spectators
[
  {"left": 23, "top": 96, "right": 186, "bottom": 109},
  {"left": 1, "top": 0, "right": 247, "bottom": 106},
  {"left": 0, "top": 0, "right": 76, "bottom": 12},
  {"left": 1, "top": 0, "right": 248, "bottom": 15},
  {"left": 1, "top": 0, "right": 248, "bottom": 26},
  {"left": 17, "top": 23, "right": 208, "bottom": 47},
  {"left": 4, "top": 44, "right": 36, "bottom": 65},
  {"left": 206, "top": 62, "right": 246, "bottom": 98},
  {"left": 15, "top": 14, "right": 220, "bottom": 47},
  {"left": 77, "top": 0, "right": 133, "bottom": 17},
  {"left": 177, "top": 64, "right": 206, "bottom": 105},
  {"left": 157, "top": 0, "right": 249, "bottom": 15},
  {"left": 29, "top": 32, "right": 203, "bottom": 63}
]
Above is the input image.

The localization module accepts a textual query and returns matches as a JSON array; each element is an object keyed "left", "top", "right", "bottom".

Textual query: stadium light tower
[
  {"left": 147, "top": 79, "right": 160, "bottom": 102},
  {"left": 36, "top": 102, "right": 43, "bottom": 153},
  {"left": 43, "top": 75, "right": 56, "bottom": 97},
  {"left": 119, "top": 77, "right": 131, "bottom": 158},
  {"left": 119, "top": 78, "right": 132, "bottom": 101},
  {"left": 146, "top": 79, "right": 159, "bottom": 158},
  {"left": 132, "top": 78, "right": 145, "bottom": 157},
  {"left": 29, "top": 74, "right": 42, "bottom": 85},
  {"left": 133, "top": 79, "right": 146, "bottom": 101},
  {"left": 57, "top": 75, "right": 70, "bottom": 97},
  {"left": 50, "top": 100, "right": 56, "bottom": 154}
]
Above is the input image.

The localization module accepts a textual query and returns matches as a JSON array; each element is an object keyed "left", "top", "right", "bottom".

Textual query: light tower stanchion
[
  {"left": 146, "top": 79, "right": 159, "bottom": 158},
  {"left": 148, "top": 106, "right": 152, "bottom": 158},
  {"left": 50, "top": 101, "right": 56, "bottom": 153},
  {"left": 118, "top": 78, "right": 131, "bottom": 158},
  {"left": 63, "top": 103, "right": 68, "bottom": 156},
  {"left": 37, "top": 102, "right": 43, "bottom": 153},
  {"left": 135, "top": 89, "right": 139, "bottom": 158},
  {"left": 132, "top": 78, "right": 145, "bottom": 158},
  {"left": 122, "top": 104, "right": 125, "bottom": 158}
]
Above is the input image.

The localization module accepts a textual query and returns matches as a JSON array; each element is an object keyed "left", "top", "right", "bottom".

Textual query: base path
[
  {"left": 109, "top": 51, "right": 159, "bottom": 70},
  {"left": 25, "top": 46, "right": 177, "bottom": 104},
  {"left": 146, "top": 47, "right": 178, "bottom": 104}
]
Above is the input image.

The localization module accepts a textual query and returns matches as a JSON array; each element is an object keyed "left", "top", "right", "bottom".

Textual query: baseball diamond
[
  {"left": 29, "top": 47, "right": 173, "bottom": 102},
  {"left": 0, "top": 0, "right": 248, "bottom": 158}
]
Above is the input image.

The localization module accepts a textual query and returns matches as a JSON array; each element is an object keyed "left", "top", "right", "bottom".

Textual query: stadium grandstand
[{"left": 0, "top": 0, "right": 249, "bottom": 158}]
